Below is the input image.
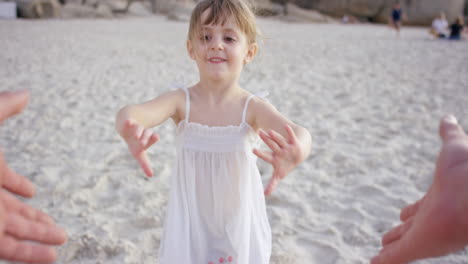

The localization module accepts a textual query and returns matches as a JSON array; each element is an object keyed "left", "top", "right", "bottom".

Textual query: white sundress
[{"left": 159, "top": 87, "right": 272, "bottom": 264}]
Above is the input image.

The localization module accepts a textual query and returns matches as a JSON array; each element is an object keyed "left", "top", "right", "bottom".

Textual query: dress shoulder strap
[
  {"left": 181, "top": 87, "right": 190, "bottom": 122},
  {"left": 241, "top": 94, "right": 255, "bottom": 123},
  {"left": 241, "top": 91, "right": 269, "bottom": 123}
]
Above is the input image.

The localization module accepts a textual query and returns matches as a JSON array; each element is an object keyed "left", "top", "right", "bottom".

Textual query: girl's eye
[
  {"left": 225, "top": 37, "right": 235, "bottom": 42},
  {"left": 201, "top": 35, "right": 211, "bottom": 41}
]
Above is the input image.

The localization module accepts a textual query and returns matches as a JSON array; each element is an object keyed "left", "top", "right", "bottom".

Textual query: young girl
[{"left": 115, "top": 0, "right": 311, "bottom": 263}]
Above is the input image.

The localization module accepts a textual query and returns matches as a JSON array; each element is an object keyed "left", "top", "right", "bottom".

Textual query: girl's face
[{"left": 187, "top": 10, "right": 257, "bottom": 83}]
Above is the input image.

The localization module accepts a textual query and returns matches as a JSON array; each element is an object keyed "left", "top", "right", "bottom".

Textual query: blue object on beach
[{"left": 0, "top": 2, "right": 17, "bottom": 19}]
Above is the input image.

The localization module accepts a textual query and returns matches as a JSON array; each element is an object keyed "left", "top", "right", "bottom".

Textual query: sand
[{"left": 0, "top": 16, "right": 467, "bottom": 264}]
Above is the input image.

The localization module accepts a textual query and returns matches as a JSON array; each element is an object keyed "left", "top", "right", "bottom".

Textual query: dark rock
[{"left": 283, "top": 0, "right": 465, "bottom": 25}]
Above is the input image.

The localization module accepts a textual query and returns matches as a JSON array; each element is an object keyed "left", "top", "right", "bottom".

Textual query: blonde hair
[
  {"left": 439, "top": 12, "right": 446, "bottom": 20},
  {"left": 188, "top": 0, "right": 258, "bottom": 44}
]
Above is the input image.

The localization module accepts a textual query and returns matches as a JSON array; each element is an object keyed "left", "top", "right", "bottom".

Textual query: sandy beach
[{"left": 0, "top": 16, "right": 468, "bottom": 263}]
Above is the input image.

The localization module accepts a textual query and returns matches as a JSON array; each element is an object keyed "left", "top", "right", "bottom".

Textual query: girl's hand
[
  {"left": 122, "top": 119, "right": 160, "bottom": 177},
  {"left": 253, "top": 124, "right": 302, "bottom": 196}
]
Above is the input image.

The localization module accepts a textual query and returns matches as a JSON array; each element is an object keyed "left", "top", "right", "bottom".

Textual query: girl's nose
[{"left": 210, "top": 37, "right": 223, "bottom": 50}]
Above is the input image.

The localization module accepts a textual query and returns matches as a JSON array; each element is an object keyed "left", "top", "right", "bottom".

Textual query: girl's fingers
[
  {"left": 140, "top": 129, "right": 153, "bottom": 148},
  {"left": 259, "top": 129, "right": 281, "bottom": 153},
  {"left": 124, "top": 119, "right": 136, "bottom": 133},
  {"left": 145, "top": 133, "right": 160, "bottom": 149},
  {"left": 124, "top": 120, "right": 158, "bottom": 177},
  {"left": 124, "top": 119, "right": 133, "bottom": 128},
  {"left": 285, "top": 124, "right": 298, "bottom": 145},
  {"left": 268, "top": 130, "right": 288, "bottom": 149},
  {"left": 264, "top": 174, "right": 280, "bottom": 196},
  {"left": 136, "top": 152, "right": 153, "bottom": 177},
  {"left": 135, "top": 125, "right": 144, "bottom": 140},
  {"left": 124, "top": 119, "right": 139, "bottom": 139},
  {"left": 125, "top": 120, "right": 143, "bottom": 140},
  {"left": 252, "top": 149, "right": 274, "bottom": 164}
]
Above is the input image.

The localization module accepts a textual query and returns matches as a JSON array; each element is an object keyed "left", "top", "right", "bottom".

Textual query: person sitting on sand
[
  {"left": 430, "top": 12, "right": 448, "bottom": 39},
  {"left": 449, "top": 16, "right": 465, "bottom": 40},
  {"left": 341, "top": 14, "right": 358, "bottom": 24}
]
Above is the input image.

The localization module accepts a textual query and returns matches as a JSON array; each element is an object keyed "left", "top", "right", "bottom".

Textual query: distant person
[
  {"left": 389, "top": 2, "right": 405, "bottom": 37},
  {"left": 430, "top": 12, "right": 448, "bottom": 38},
  {"left": 341, "top": 14, "right": 358, "bottom": 24},
  {"left": 371, "top": 115, "right": 468, "bottom": 264},
  {"left": 0, "top": 90, "right": 67, "bottom": 263},
  {"left": 342, "top": 15, "right": 350, "bottom": 24},
  {"left": 449, "top": 16, "right": 465, "bottom": 40}
]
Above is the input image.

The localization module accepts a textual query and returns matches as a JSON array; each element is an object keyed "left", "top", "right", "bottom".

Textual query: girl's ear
[
  {"left": 187, "top": 40, "right": 195, "bottom": 60},
  {"left": 244, "top": 43, "right": 258, "bottom": 64}
]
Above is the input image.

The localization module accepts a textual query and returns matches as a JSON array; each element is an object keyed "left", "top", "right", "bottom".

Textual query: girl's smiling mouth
[{"left": 208, "top": 57, "right": 227, "bottom": 63}]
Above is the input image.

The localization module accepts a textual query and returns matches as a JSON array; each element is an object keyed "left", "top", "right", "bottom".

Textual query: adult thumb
[
  {"left": 0, "top": 203, "right": 4, "bottom": 238},
  {"left": 439, "top": 115, "right": 465, "bottom": 143}
]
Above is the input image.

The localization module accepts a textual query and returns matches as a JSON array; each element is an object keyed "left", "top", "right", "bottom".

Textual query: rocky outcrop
[
  {"left": 16, "top": 0, "right": 61, "bottom": 18},
  {"left": 465, "top": 0, "right": 467, "bottom": 17},
  {"left": 60, "top": 0, "right": 165, "bottom": 19},
  {"left": 290, "top": 0, "right": 465, "bottom": 25},
  {"left": 60, "top": 2, "right": 112, "bottom": 18},
  {"left": 283, "top": 3, "right": 337, "bottom": 23},
  {"left": 292, "top": 0, "right": 385, "bottom": 18}
]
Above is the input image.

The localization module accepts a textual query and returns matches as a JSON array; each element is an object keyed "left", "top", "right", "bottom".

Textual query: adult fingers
[
  {"left": 439, "top": 115, "right": 465, "bottom": 143},
  {"left": 371, "top": 236, "right": 416, "bottom": 264},
  {"left": 259, "top": 129, "right": 280, "bottom": 153},
  {"left": 0, "top": 153, "right": 35, "bottom": 198},
  {"left": 252, "top": 148, "right": 274, "bottom": 164},
  {"left": 0, "top": 191, "right": 55, "bottom": 225},
  {"left": 0, "top": 203, "right": 4, "bottom": 237},
  {"left": 400, "top": 197, "right": 424, "bottom": 222},
  {"left": 136, "top": 152, "right": 153, "bottom": 177},
  {"left": 5, "top": 212, "right": 67, "bottom": 245},
  {"left": 0, "top": 90, "right": 29, "bottom": 123},
  {"left": 382, "top": 217, "right": 413, "bottom": 246},
  {"left": 0, "top": 234, "right": 58, "bottom": 264}
]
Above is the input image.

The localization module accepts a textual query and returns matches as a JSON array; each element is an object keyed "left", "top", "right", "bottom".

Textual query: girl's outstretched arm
[
  {"left": 115, "top": 89, "right": 184, "bottom": 177},
  {"left": 249, "top": 98, "right": 312, "bottom": 195},
  {"left": 115, "top": 90, "right": 184, "bottom": 135}
]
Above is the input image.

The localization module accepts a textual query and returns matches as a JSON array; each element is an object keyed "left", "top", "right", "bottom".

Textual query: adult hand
[
  {"left": 0, "top": 90, "right": 67, "bottom": 263},
  {"left": 371, "top": 115, "right": 468, "bottom": 264}
]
